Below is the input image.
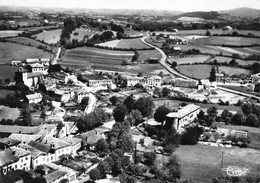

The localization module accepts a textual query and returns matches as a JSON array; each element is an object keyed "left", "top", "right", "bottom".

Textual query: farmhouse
[
  {"left": 124, "top": 75, "right": 161, "bottom": 88},
  {"left": 25, "top": 93, "right": 43, "bottom": 104},
  {"left": 10, "top": 60, "right": 22, "bottom": 66},
  {"left": 166, "top": 104, "right": 201, "bottom": 131},
  {"left": 222, "top": 26, "right": 233, "bottom": 31},
  {"left": 79, "top": 74, "right": 113, "bottom": 87},
  {"left": 26, "top": 58, "right": 50, "bottom": 66},
  {"left": 30, "top": 63, "right": 48, "bottom": 74},
  {"left": 20, "top": 71, "right": 44, "bottom": 88},
  {"left": 251, "top": 73, "right": 260, "bottom": 84}
]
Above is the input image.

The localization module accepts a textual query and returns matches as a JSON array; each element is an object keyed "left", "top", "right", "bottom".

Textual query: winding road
[{"left": 140, "top": 32, "right": 195, "bottom": 80}]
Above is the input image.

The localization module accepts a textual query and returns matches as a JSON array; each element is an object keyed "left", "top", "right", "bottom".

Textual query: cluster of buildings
[{"left": 123, "top": 75, "right": 162, "bottom": 89}]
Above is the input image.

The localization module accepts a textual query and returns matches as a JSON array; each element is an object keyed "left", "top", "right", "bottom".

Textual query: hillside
[
  {"left": 222, "top": 7, "right": 260, "bottom": 18},
  {"left": 176, "top": 11, "right": 220, "bottom": 20}
]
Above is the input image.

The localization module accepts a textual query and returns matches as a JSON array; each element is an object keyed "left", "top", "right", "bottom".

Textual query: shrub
[{"left": 89, "top": 168, "right": 102, "bottom": 181}]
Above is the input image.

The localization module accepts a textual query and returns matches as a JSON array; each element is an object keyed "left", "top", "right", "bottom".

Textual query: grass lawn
[
  {"left": 115, "top": 38, "right": 151, "bottom": 49},
  {"left": 71, "top": 28, "right": 96, "bottom": 42},
  {"left": 171, "top": 145, "right": 260, "bottom": 182},
  {"left": 176, "top": 64, "right": 250, "bottom": 79},
  {"left": 138, "top": 50, "right": 161, "bottom": 62},
  {"left": 0, "top": 42, "right": 52, "bottom": 63},
  {"left": 0, "top": 30, "right": 23, "bottom": 38},
  {"left": 0, "top": 105, "right": 20, "bottom": 121},
  {"left": 7, "top": 37, "right": 52, "bottom": 51},
  {"left": 33, "top": 29, "right": 62, "bottom": 44},
  {"left": 189, "top": 36, "right": 260, "bottom": 46},
  {"left": 0, "top": 65, "right": 18, "bottom": 81},
  {"left": 219, "top": 85, "right": 260, "bottom": 97},
  {"left": 167, "top": 55, "right": 210, "bottom": 65}
]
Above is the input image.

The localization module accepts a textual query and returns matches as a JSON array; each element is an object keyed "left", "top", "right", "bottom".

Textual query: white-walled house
[
  {"left": 60, "top": 136, "right": 81, "bottom": 155},
  {"left": 166, "top": 104, "right": 201, "bottom": 131},
  {"left": 25, "top": 93, "right": 43, "bottom": 104}
]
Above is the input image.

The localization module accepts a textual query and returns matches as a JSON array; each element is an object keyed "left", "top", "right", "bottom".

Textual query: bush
[
  {"left": 143, "top": 152, "right": 157, "bottom": 166},
  {"left": 89, "top": 168, "right": 102, "bottom": 181}
]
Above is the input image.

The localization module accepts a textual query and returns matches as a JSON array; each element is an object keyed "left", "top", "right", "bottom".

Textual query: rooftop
[
  {"left": 10, "top": 147, "right": 30, "bottom": 158},
  {"left": 28, "top": 140, "right": 52, "bottom": 153},
  {"left": 27, "top": 72, "right": 44, "bottom": 78},
  {"left": 9, "top": 134, "right": 41, "bottom": 144},
  {"left": 167, "top": 104, "right": 200, "bottom": 119},
  {"left": 44, "top": 170, "right": 67, "bottom": 183},
  {"left": 60, "top": 136, "right": 81, "bottom": 146},
  {"left": 26, "top": 93, "right": 42, "bottom": 100},
  {"left": 42, "top": 137, "right": 71, "bottom": 150},
  {"left": 0, "top": 125, "right": 39, "bottom": 134},
  {"left": 19, "top": 144, "right": 45, "bottom": 158},
  {"left": 0, "top": 137, "right": 21, "bottom": 147},
  {"left": 80, "top": 74, "right": 109, "bottom": 81}
]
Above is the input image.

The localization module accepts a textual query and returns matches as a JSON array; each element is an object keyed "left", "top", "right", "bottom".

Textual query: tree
[
  {"left": 229, "top": 58, "right": 238, "bottom": 66},
  {"left": 134, "top": 97, "right": 155, "bottom": 117},
  {"left": 4, "top": 78, "right": 10, "bottom": 84},
  {"left": 205, "top": 30, "right": 211, "bottom": 36},
  {"left": 154, "top": 106, "right": 171, "bottom": 124},
  {"left": 163, "top": 155, "right": 181, "bottom": 181},
  {"left": 209, "top": 66, "right": 216, "bottom": 82},
  {"left": 241, "top": 103, "right": 253, "bottom": 116},
  {"left": 119, "top": 173, "right": 137, "bottom": 183},
  {"left": 5, "top": 93, "right": 20, "bottom": 108},
  {"left": 110, "top": 96, "right": 119, "bottom": 106},
  {"left": 89, "top": 168, "right": 102, "bottom": 181},
  {"left": 197, "top": 110, "right": 205, "bottom": 120},
  {"left": 131, "top": 49, "right": 139, "bottom": 62},
  {"left": 251, "top": 62, "right": 260, "bottom": 74},
  {"left": 171, "top": 61, "right": 177, "bottom": 68},
  {"left": 221, "top": 109, "right": 233, "bottom": 123},
  {"left": 207, "top": 107, "right": 218, "bottom": 118},
  {"left": 113, "top": 104, "right": 127, "bottom": 122},
  {"left": 97, "top": 161, "right": 110, "bottom": 178},
  {"left": 129, "top": 110, "right": 143, "bottom": 126},
  {"left": 123, "top": 96, "right": 136, "bottom": 112},
  {"left": 80, "top": 97, "right": 89, "bottom": 106},
  {"left": 96, "top": 139, "right": 109, "bottom": 154},
  {"left": 143, "top": 152, "right": 157, "bottom": 166},
  {"left": 162, "top": 87, "right": 171, "bottom": 97},
  {"left": 118, "top": 131, "right": 134, "bottom": 152},
  {"left": 180, "top": 125, "right": 203, "bottom": 145},
  {"left": 231, "top": 112, "right": 245, "bottom": 125},
  {"left": 246, "top": 113, "right": 259, "bottom": 127}
]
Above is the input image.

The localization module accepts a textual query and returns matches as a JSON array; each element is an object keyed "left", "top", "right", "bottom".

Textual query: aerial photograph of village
[{"left": 0, "top": 0, "right": 259, "bottom": 182}]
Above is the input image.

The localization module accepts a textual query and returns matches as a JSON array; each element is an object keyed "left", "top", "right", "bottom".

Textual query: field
[
  {"left": 138, "top": 50, "right": 161, "bottom": 62},
  {"left": 19, "top": 25, "right": 60, "bottom": 32},
  {"left": 0, "top": 42, "right": 52, "bottom": 63},
  {"left": 33, "top": 29, "right": 62, "bottom": 44},
  {"left": 124, "top": 29, "right": 144, "bottom": 38},
  {"left": 0, "top": 65, "right": 17, "bottom": 81},
  {"left": 176, "top": 29, "right": 260, "bottom": 37},
  {"left": 176, "top": 64, "right": 250, "bottom": 79},
  {"left": 167, "top": 55, "right": 210, "bottom": 65},
  {"left": 0, "top": 105, "right": 21, "bottom": 121},
  {"left": 207, "top": 56, "right": 259, "bottom": 66},
  {"left": 123, "top": 63, "right": 168, "bottom": 75},
  {"left": 96, "top": 40, "right": 121, "bottom": 48},
  {"left": 7, "top": 37, "right": 52, "bottom": 51},
  {"left": 189, "top": 36, "right": 260, "bottom": 46},
  {"left": 71, "top": 28, "right": 97, "bottom": 42},
  {"left": 61, "top": 47, "right": 134, "bottom": 67},
  {"left": 170, "top": 145, "right": 260, "bottom": 182},
  {"left": 219, "top": 85, "right": 260, "bottom": 97},
  {"left": 115, "top": 38, "right": 151, "bottom": 49},
  {"left": 0, "top": 30, "right": 23, "bottom": 38}
]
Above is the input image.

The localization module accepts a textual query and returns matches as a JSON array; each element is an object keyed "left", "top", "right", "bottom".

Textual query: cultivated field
[
  {"left": 0, "top": 65, "right": 18, "bottom": 81},
  {"left": 61, "top": 47, "right": 134, "bottom": 67},
  {"left": 167, "top": 55, "right": 210, "bottom": 65},
  {"left": 96, "top": 40, "right": 121, "bottom": 48},
  {"left": 115, "top": 38, "right": 151, "bottom": 49},
  {"left": 124, "top": 63, "right": 168, "bottom": 75},
  {"left": 176, "top": 64, "right": 250, "bottom": 79},
  {"left": 0, "top": 30, "right": 23, "bottom": 38},
  {"left": 171, "top": 145, "right": 260, "bottom": 182},
  {"left": 189, "top": 36, "right": 260, "bottom": 46},
  {"left": 19, "top": 25, "right": 60, "bottom": 32},
  {"left": 207, "top": 56, "right": 259, "bottom": 66},
  {"left": 0, "top": 42, "right": 52, "bottom": 63},
  {"left": 0, "top": 105, "right": 20, "bottom": 121},
  {"left": 7, "top": 37, "right": 52, "bottom": 51},
  {"left": 33, "top": 29, "right": 62, "bottom": 44}
]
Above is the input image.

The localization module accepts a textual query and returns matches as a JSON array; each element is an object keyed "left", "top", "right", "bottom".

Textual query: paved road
[
  {"left": 140, "top": 33, "right": 195, "bottom": 80},
  {"left": 84, "top": 92, "right": 97, "bottom": 114}
]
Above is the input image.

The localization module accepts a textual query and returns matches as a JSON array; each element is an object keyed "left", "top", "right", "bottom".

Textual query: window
[
  {"left": 25, "top": 157, "right": 28, "bottom": 160},
  {"left": 36, "top": 160, "right": 38, "bottom": 164},
  {"left": 21, "top": 158, "right": 23, "bottom": 163},
  {"left": 15, "top": 165, "right": 17, "bottom": 169}
]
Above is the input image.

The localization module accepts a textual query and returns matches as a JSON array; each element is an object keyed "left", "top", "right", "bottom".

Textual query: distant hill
[
  {"left": 222, "top": 7, "right": 260, "bottom": 18},
  {"left": 176, "top": 11, "right": 220, "bottom": 20}
]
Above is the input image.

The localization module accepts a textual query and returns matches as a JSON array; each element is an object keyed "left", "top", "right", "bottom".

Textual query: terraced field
[
  {"left": 7, "top": 37, "right": 52, "bottom": 51},
  {"left": 167, "top": 55, "right": 210, "bottom": 65},
  {"left": 0, "top": 42, "right": 52, "bottom": 63},
  {"left": 115, "top": 38, "right": 151, "bottom": 49},
  {"left": 33, "top": 29, "right": 62, "bottom": 44},
  {"left": 61, "top": 47, "right": 134, "bottom": 67},
  {"left": 189, "top": 36, "right": 260, "bottom": 46},
  {"left": 0, "top": 30, "right": 23, "bottom": 38}
]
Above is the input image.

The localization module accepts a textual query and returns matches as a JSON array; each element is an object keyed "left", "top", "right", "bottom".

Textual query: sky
[{"left": 0, "top": 0, "right": 260, "bottom": 12}]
